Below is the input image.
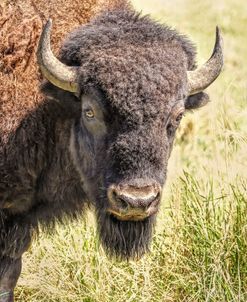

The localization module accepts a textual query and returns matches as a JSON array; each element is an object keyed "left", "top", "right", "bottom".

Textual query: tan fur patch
[{"left": 0, "top": 0, "right": 129, "bottom": 146}]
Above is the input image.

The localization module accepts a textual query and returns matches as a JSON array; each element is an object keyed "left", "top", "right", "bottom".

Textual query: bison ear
[
  {"left": 40, "top": 81, "right": 79, "bottom": 103},
  {"left": 184, "top": 92, "right": 210, "bottom": 110}
]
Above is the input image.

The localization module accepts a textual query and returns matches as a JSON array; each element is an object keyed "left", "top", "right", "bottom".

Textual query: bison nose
[{"left": 107, "top": 183, "right": 161, "bottom": 220}]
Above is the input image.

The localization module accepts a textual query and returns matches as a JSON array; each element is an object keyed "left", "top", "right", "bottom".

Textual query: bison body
[{"left": 0, "top": 2, "right": 223, "bottom": 301}]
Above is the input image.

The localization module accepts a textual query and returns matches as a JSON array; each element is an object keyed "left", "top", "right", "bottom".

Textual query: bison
[{"left": 0, "top": 1, "right": 223, "bottom": 301}]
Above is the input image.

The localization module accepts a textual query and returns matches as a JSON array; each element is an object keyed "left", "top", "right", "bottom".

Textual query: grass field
[{"left": 16, "top": 0, "right": 247, "bottom": 301}]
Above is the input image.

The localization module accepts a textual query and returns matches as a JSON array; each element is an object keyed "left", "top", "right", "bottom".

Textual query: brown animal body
[{"left": 0, "top": 0, "right": 223, "bottom": 301}]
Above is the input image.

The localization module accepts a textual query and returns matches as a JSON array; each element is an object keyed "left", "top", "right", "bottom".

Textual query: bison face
[
  {"left": 70, "top": 85, "right": 186, "bottom": 213},
  {"left": 37, "top": 14, "right": 223, "bottom": 259},
  {"left": 67, "top": 84, "right": 186, "bottom": 259}
]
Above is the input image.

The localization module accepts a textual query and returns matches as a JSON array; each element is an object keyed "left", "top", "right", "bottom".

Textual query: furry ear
[{"left": 185, "top": 92, "right": 210, "bottom": 110}]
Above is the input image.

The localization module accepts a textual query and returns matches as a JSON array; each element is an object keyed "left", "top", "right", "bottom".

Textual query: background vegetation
[{"left": 16, "top": 0, "right": 247, "bottom": 301}]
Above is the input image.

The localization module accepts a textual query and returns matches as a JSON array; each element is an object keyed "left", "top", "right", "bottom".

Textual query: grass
[{"left": 16, "top": 0, "right": 247, "bottom": 301}]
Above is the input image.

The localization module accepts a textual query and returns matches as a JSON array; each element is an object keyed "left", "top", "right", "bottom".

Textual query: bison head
[{"left": 37, "top": 10, "right": 223, "bottom": 259}]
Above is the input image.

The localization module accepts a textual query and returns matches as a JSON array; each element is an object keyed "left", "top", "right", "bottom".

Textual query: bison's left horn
[
  {"left": 37, "top": 19, "right": 78, "bottom": 93},
  {"left": 187, "top": 27, "right": 224, "bottom": 95}
]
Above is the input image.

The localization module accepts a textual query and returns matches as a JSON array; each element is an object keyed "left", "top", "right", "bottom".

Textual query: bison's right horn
[
  {"left": 37, "top": 19, "right": 78, "bottom": 93},
  {"left": 187, "top": 26, "right": 224, "bottom": 95}
]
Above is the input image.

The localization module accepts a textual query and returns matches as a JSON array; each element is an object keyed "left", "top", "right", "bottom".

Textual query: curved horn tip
[
  {"left": 216, "top": 25, "right": 220, "bottom": 36},
  {"left": 214, "top": 26, "right": 223, "bottom": 56},
  {"left": 45, "top": 18, "right": 52, "bottom": 29},
  {"left": 42, "top": 19, "right": 53, "bottom": 38},
  {"left": 187, "top": 26, "right": 224, "bottom": 96},
  {"left": 37, "top": 19, "right": 53, "bottom": 54},
  {"left": 216, "top": 26, "right": 220, "bottom": 44},
  {"left": 216, "top": 26, "right": 221, "bottom": 41}
]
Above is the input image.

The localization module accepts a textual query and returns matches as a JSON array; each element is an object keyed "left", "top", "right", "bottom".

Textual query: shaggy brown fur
[{"left": 0, "top": 0, "right": 130, "bottom": 146}]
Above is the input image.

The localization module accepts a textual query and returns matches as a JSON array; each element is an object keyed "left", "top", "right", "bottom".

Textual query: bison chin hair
[{"left": 96, "top": 211, "right": 156, "bottom": 260}]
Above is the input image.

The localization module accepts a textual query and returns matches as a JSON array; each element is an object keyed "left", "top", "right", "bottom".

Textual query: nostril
[
  {"left": 112, "top": 190, "right": 129, "bottom": 210},
  {"left": 141, "top": 191, "right": 160, "bottom": 208},
  {"left": 148, "top": 191, "right": 160, "bottom": 207}
]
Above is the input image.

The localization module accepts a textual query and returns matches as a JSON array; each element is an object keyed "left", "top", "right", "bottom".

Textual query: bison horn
[
  {"left": 37, "top": 19, "right": 78, "bottom": 93},
  {"left": 187, "top": 26, "right": 224, "bottom": 95}
]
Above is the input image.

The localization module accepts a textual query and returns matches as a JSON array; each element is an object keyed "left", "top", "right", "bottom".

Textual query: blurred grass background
[{"left": 16, "top": 0, "right": 247, "bottom": 301}]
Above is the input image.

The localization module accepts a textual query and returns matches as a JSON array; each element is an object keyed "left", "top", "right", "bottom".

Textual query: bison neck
[{"left": 0, "top": 99, "right": 86, "bottom": 227}]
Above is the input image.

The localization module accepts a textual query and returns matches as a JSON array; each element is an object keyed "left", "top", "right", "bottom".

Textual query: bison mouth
[
  {"left": 96, "top": 210, "right": 156, "bottom": 260},
  {"left": 107, "top": 199, "right": 159, "bottom": 221}
]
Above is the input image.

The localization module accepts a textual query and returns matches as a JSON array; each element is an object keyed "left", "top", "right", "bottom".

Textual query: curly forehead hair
[{"left": 59, "top": 9, "right": 197, "bottom": 117}]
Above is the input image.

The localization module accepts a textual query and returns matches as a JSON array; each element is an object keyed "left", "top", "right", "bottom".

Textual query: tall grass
[{"left": 17, "top": 0, "right": 247, "bottom": 301}]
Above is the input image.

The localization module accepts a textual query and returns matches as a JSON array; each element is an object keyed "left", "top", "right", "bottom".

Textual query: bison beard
[{"left": 97, "top": 210, "right": 155, "bottom": 260}]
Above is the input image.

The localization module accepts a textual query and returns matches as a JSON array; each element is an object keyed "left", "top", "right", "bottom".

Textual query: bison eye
[
  {"left": 84, "top": 108, "right": 95, "bottom": 119},
  {"left": 166, "top": 109, "right": 184, "bottom": 137},
  {"left": 166, "top": 123, "right": 174, "bottom": 137},
  {"left": 175, "top": 112, "right": 184, "bottom": 122}
]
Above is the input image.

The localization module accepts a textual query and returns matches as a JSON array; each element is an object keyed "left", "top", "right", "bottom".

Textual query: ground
[{"left": 15, "top": 0, "right": 247, "bottom": 301}]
